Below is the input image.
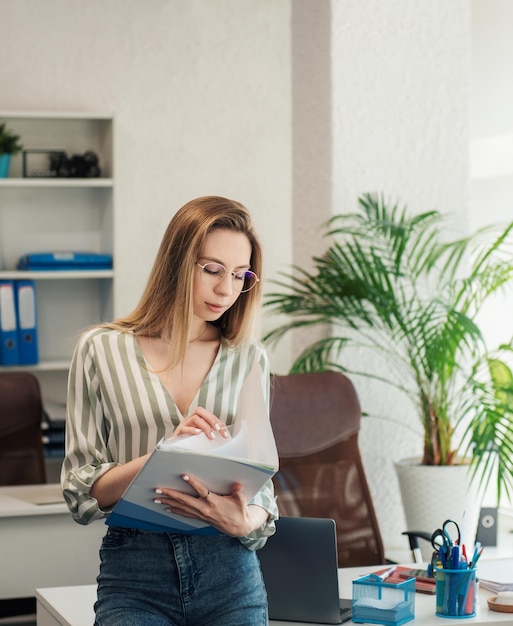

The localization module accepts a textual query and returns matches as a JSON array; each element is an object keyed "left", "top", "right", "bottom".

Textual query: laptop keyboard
[{"left": 340, "top": 600, "right": 352, "bottom": 624}]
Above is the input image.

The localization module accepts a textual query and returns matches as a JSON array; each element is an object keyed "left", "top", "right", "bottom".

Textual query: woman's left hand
[{"left": 153, "top": 473, "right": 255, "bottom": 537}]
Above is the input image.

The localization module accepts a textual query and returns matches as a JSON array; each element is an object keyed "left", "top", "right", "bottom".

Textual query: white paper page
[{"left": 478, "top": 558, "right": 513, "bottom": 584}]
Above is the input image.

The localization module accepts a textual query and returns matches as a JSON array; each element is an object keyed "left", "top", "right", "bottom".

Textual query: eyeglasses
[{"left": 196, "top": 262, "right": 259, "bottom": 293}]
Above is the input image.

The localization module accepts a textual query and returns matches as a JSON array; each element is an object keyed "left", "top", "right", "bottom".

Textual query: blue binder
[
  {"left": 0, "top": 281, "right": 20, "bottom": 365},
  {"left": 15, "top": 280, "right": 39, "bottom": 365},
  {"left": 17, "top": 252, "right": 113, "bottom": 271}
]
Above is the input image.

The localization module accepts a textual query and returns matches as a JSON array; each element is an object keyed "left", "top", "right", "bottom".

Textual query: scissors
[{"left": 430, "top": 519, "right": 461, "bottom": 568}]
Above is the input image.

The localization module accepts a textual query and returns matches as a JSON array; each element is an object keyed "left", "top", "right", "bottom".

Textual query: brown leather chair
[
  {"left": 270, "top": 371, "right": 385, "bottom": 567},
  {"left": 0, "top": 372, "right": 46, "bottom": 485}
]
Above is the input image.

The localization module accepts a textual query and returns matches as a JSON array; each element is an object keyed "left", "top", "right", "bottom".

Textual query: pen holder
[
  {"left": 352, "top": 575, "right": 415, "bottom": 625},
  {"left": 434, "top": 567, "right": 477, "bottom": 618}
]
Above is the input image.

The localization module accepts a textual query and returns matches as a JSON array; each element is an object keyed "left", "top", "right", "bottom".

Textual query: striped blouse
[{"left": 61, "top": 327, "right": 278, "bottom": 549}]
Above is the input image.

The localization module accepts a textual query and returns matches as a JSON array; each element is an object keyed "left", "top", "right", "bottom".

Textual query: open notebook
[{"left": 257, "top": 517, "right": 352, "bottom": 624}]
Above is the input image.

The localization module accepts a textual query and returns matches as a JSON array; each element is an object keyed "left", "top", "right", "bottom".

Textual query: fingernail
[
  {"left": 155, "top": 488, "right": 163, "bottom": 495},
  {"left": 154, "top": 499, "right": 162, "bottom": 504},
  {"left": 215, "top": 423, "right": 221, "bottom": 431},
  {"left": 210, "top": 430, "right": 216, "bottom": 439},
  {"left": 182, "top": 474, "right": 190, "bottom": 482}
]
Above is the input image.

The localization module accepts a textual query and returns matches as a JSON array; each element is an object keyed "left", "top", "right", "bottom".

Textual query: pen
[
  {"left": 470, "top": 542, "right": 479, "bottom": 558},
  {"left": 439, "top": 547, "right": 447, "bottom": 568},
  {"left": 469, "top": 546, "right": 484, "bottom": 569},
  {"left": 379, "top": 565, "right": 397, "bottom": 581}
]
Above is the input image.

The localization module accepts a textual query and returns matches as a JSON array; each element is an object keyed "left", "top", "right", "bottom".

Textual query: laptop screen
[{"left": 257, "top": 516, "right": 352, "bottom": 624}]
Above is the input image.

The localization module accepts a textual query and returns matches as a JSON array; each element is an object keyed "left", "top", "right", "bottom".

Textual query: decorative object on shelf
[
  {"left": 0, "top": 122, "right": 23, "bottom": 178},
  {"left": 264, "top": 192, "right": 513, "bottom": 550},
  {"left": 22, "top": 149, "right": 66, "bottom": 178},
  {"left": 50, "top": 150, "right": 101, "bottom": 178},
  {"left": 22, "top": 149, "right": 101, "bottom": 178}
]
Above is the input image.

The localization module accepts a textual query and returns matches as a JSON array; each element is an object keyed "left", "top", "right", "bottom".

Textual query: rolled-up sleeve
[
  {"left": 239, "top": 478, "right": 279, "bottom": 550},
  {"left": 239, "top": 346, "right": 279, "bottom": 550},
  {"left": 61, "top": 330, "right": 117, "bottom": 525}
]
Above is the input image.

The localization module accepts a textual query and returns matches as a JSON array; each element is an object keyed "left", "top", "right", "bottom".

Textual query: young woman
[{"left": 61, "top": 196, "right": 278, "bottom": 625}]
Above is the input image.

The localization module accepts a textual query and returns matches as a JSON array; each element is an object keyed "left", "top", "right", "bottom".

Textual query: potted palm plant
[
  {"left": 264, "top": 192, "right": 513, "bottom": 549},
  {"left": 0, "top": 122, "right": 23, "bottom": 178}
]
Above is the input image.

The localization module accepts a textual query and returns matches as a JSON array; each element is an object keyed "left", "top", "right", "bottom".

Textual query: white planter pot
[{"left": 395, "top": 458, "right": 483, "bottom": 562}]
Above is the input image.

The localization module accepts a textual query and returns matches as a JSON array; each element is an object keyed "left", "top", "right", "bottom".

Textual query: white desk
[
  {"left": 36, "top": 563, "right": 513, "bottom": 626},
  {"left": 0, "top": 484, "right": 106, "bottom": 600}
]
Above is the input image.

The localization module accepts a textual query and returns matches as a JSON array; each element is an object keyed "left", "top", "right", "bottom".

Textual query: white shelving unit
[{"left": 0, "top": 111, "right": 114, "bottom": 408}]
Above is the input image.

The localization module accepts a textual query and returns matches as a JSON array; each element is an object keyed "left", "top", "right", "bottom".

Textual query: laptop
[{"left": 257, "top": 516, "right": 352, "bottom": 624}]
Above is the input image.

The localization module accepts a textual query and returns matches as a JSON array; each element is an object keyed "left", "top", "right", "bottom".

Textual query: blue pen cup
[{"left": 434, "top": 567, "right": 477, "bottom": 618}]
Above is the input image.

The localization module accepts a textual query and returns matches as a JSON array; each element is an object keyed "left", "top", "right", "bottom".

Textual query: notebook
[{"left": 257, "top": 516, "right": 352, "bottom": 624}]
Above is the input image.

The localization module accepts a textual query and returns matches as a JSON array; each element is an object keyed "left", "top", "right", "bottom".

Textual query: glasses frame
[{"left": 196, "top": 262, "right": 260, "bottom": 293}]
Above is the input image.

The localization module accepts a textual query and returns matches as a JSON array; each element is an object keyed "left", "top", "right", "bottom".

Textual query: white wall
[
  {"left": 470, "top": 0, "right": 513, "bottom": 510},
  {"left": 471, "top": 0, "right": 513, "bottom": 352},
  {"left": 0, "top": 0, "right": 293, "bottom": 370},
  {"left": 1, "top": 0, "right": 485, "bottom": 557},
  {"left": 329, "top": 0, "right": 471, "bottom": 553}
]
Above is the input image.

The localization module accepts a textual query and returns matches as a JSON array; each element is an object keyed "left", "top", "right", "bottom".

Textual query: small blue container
[
  {"left": 434, "top": 567, "right": 477, "bottom": 618},
  {"left": 0, "top": 154, "right": 11, "bottom": 178},
  {"left": 352, "top": 574, "right": 415, "bottom": 625}
]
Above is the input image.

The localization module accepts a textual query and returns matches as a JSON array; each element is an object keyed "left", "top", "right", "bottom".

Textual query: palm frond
[{"left": 264, "top": 192, "right": 513, "bottom": 492}]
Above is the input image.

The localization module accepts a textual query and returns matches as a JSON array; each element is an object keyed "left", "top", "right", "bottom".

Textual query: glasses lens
[
  {"left": 199, "top": 263, "right": 258, "bottom": 292},
  {"left": 201, "top": 263, "right": 225, "bottom": 279},
  {"left": 239, "top": 271, "right": 258, "bottom": 293}
]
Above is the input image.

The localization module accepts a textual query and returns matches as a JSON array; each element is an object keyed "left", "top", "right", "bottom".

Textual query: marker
[
  {"left": 451, "top": 545, "right": 461, "bottom": 570},
  {"left": 379, "top": 565, "right": 397, "bottom": 581}
]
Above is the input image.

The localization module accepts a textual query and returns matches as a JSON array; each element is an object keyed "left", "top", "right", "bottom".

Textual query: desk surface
[
  {"left": 0, "top": 483, "right": 68, "bottom": 518},
  {"left": 0, "top": 484, "right": 105, "bottom": 600},
  {"left": 36, "top": 562, "right": 513, "bottom": 626}
]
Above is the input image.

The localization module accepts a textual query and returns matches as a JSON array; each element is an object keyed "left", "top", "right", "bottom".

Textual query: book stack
[
  {"left": 478, "top": 558, "right": 513, "bottom": 593},
  {"left": 42, "top": 401, "right": 66, "bottom": 458},
  {"left": 370, "top": 566, "right": 436, "bottom": 595}
]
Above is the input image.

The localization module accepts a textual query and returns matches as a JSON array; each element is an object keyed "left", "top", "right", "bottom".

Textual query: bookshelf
[{"left": 0, "top": 111, "right": 115, "bottom": 435}]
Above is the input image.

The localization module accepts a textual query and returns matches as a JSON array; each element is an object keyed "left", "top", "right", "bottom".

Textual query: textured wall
[
  {"left": 471, "top": 0, "right": 513, "bottom": 353},
  {"left": 0, "top": 0, "right": 293, "bottom": 372},
  {"left": 327, "top": 0, "right": 470, "bottom": 553},
  {"left": 1, "top": 0, "right": 479, "bottom": 556}
]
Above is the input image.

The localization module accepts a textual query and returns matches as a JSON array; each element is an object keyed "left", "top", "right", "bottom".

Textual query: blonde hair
[{"left": 106, "top": 196, "right": 263, "bottom": 368}]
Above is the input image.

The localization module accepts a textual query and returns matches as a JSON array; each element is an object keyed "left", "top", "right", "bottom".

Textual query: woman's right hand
[{"left": 173, "top": 406, "right": 229, "bottom": 440}]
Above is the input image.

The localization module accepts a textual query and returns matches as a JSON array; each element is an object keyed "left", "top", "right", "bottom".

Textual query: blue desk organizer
[{"left": 352, "top": 574, "right": 415, "bottom": 625}]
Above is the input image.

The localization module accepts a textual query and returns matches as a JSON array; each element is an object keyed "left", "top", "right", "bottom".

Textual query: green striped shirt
[{"left": 62, "top": 327, "right": 278, "bottom": 549}]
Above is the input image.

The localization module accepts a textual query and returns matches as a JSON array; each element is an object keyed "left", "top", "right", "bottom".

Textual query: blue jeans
[{"left": 94, "top": 527, "right": 268, "bottom": 626}]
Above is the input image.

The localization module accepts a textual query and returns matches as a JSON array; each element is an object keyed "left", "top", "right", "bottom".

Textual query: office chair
[
  {"left": 0, "top": 372, "right": 46, "bottom": 485},
  {"left": 269, "top": 371, "right": 385, "bottom": 567}
]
